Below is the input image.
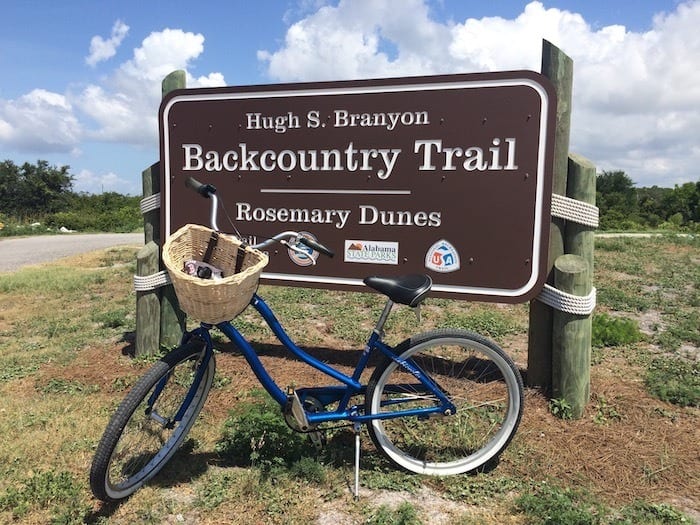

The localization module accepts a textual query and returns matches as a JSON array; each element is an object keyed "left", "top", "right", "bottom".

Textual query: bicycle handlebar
[
  {"left": 298, "top": 235, "right": 334, "bottom": 258},
  {"left": 185, "top": 177, "right": 217, "bottom": 198},
  {"left": 184, "top": 177, "right": 334, "bottom": 258}
]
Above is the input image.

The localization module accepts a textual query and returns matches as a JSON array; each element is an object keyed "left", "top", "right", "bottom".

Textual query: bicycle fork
[{"left": 145, "top": 348, "right": 213, "bottom": 429}]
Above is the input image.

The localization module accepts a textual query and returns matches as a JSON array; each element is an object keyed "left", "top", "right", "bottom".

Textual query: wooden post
[
  {"left": 135, "top": 161, "right": 161, "bottom": 356},
  {"left": 135, "top": 242, "right": 161, "bottom": 356},
  {"left": 565, "top": 153, "right": 596, "bottom": 273},
  {"left": 134, "top": 70, "right": 187, "bottom": 355},
  {"left": 142, "top": 163, "right": 160, "bottom": 245},
  {"left": 162, "top": 70, "right": 186, "bottom": 97},
  {"left": 527, "top": 40, "right": 574, "bottom": 391},
  {"left": 159, "top": 71, "right": 187, "bottom": 347},
  {"left": 552, "top": 254, "right": 591, "bottom": 418},
  {"left": 564, "top": 153, "right": 596, "bottom": 401}
]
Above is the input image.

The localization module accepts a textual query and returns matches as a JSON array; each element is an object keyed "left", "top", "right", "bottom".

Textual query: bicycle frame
[{"left": 174, "top": 291, "right": 455, "bottom": 427}]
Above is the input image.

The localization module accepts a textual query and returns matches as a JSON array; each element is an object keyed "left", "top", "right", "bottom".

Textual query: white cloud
[
  {"left": 259, "top": 0, "right": 700, "bottom": 187},
  {"left": 259, "top": 0, "right": 449, "bottom": 80},
  {"left": 0, "top": 25, "right": 225, "bottom": 158},
  {"left": 72, "top": 168, "right": 137, "bottom": 194},
  {"left": 78, "top": 27, "right": 226, "bottom": 145},
  {"left": 0, "top": 89, "right": 81, "bottom": 152},
  {"left": 86, "top": 20, "right": 130, "bottom": 67}
]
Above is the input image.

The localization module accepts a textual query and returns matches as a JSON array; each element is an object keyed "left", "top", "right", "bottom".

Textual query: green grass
[
  {"left": 364, "top": 502, "right": 422, "bottom": 525},
  {"left": 0, "top": 238, "right": 697, "bottom": 523},
  {"left": 0, "top": 469, "right": 90, "bottom": 523},
  {"left": 514, "top": 482, "right": 692, "bottom": 525},
  {"left": 645, "top": 357, "right": 700, "bottom": 407}
]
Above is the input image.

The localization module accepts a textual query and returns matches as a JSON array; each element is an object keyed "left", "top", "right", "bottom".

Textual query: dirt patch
[{"left": 37, "top": 344, "right": 139, "bottom": 392}]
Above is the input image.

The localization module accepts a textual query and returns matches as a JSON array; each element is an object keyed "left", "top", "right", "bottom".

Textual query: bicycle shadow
[
  {"left": 85, "top": 443, "right": 234, "bottom": 523},
  {"left": 84, "top": 434, "right": 359, "bottom": 523},
  {"left": 217, "top": 339, "right": 380, "bottom": 369}
]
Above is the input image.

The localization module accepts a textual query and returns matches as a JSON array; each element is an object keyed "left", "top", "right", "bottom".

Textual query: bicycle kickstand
[{"left": 353, "top": 422, "right": 361, "bottom": 500}]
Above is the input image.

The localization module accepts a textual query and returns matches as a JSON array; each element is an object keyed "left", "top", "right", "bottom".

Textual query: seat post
[{"left": 372, "top": 298, "right": 394, "bottom": 339}]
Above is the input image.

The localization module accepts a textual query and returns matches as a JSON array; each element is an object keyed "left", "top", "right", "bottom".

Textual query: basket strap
[
  {"left": 202, "top": 231, "right": 219, "bottom": 264},
  {"left": 235, "top": 243, "right": 249, "bottom": 274}
]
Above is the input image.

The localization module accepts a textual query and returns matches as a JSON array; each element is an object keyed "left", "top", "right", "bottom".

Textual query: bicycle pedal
[
  {"left": 284, "top": 387, "right": 310, "bottom": 432},
  {"left": 308, "top": 430, "right": 325, "bottom": 450}
]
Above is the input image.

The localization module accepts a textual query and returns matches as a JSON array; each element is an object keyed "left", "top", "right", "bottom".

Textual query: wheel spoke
[
  {"left": 366, "top": 330, "right": 523, "bottom": 476},
  {"left": 90, "top": 343, "right": 214, "bottom": 502}
]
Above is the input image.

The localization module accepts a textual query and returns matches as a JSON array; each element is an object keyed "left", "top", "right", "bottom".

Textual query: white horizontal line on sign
[{"left": 260, "top": 189, "right": 412, "bottom": 195}]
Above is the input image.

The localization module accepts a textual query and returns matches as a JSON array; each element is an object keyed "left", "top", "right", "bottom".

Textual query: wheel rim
[{"left": 369, "top": 336, "right": 521, "bottom": 475}]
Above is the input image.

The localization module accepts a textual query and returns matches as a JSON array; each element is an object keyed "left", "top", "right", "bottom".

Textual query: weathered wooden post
[
  {"left": 159, "top": 71, "right": 187, "bottom": 346},
  {"left": 552, "top": 254, "right": 592, "bottom": 418},
  {"left": 527, "top": 40, "right": 574, "bottom": 390},
  {"left": 134, "top": 71, "right": 187, "bottom": 355},
  {"left": 565, "top": 153, "right": 596, "bottom": 273},
  {"left": 135, "top": 164, "right": 161, "bottom": 356},
  {"left": 562, "top": 153, "right": 597, "bottom": 403}
]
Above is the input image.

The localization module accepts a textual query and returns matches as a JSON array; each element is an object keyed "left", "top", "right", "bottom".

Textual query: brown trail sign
[{"left": 160, "top": 71, "right": 556, "bottom": 302}]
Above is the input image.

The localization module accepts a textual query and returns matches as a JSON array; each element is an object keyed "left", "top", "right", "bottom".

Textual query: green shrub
[
  {"left": 592, "top": 313, "right": 642, "bottom": 347},
  {"left": 549, "top": 398, "right": 574, "bottom": 420},
  {"left": 615, "top": 500, "right": 691, "bottom": 524},
  {"left": 215, "top": 390, "right": 308, "bottom": 472}
]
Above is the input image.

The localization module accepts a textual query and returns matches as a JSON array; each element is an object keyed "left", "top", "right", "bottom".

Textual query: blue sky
[{"left": 1, "top": 0, "right": 697, "bottom": 195}]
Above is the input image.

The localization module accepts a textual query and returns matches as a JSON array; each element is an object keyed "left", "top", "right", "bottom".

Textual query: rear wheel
[
  {"left": 365, "top": 329, "right": 523, "bottom": 476},
  {"left": 90, "top": 341, "right": 215, "bottom": 502}
]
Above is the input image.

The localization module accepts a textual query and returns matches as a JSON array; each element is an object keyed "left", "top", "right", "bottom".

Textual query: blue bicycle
[{"left": 90, "top": 178, "right": 524, "bottom": 502}]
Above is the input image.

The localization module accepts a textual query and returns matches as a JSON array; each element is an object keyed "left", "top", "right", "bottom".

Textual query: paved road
[{"left": 0, "top": 233, "right": 144, "bottom": 273}]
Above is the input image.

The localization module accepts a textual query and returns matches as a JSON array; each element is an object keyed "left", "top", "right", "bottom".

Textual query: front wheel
[
  {"left": 365, "top": 329, "right": 524, "bottom": 476},
  {"left": 90, "top": 341, "right": 215, "bottom": 502}
]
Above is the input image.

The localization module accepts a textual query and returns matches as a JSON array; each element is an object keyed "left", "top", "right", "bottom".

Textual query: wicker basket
[{"left": 162, "top": 224, "right": 269, "bottom": 323}]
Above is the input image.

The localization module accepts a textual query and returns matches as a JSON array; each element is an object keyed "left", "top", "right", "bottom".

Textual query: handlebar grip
[
  {"left": 299, "top": 237, "right": 335, "bottom": 258},
  {"left": 185, "top": 177, "right": 217, "bottom": 198}
]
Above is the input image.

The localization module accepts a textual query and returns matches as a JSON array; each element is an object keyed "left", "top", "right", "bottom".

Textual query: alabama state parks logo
[{"left": 425, "top": 239, "right": 460, "bottom": 273}]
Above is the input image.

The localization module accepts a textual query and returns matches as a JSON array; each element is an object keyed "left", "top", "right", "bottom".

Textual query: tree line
[
  {"left": 0, "top": 160, "right": 141, "bottom": 234},
  {"left": 1, "top": 160, "right": 698, "bottom": 234},
  {"left": 597, "top": 171, "right": 699, "bottom": 231}
]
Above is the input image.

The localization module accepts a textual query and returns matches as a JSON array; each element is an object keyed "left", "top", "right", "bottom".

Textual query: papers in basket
[{"left": 183, "top": 260, "right": 224, "bottom": 280}]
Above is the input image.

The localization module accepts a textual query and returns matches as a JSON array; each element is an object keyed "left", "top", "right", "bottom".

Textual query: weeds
[
  {"left": 549, "top": 397, "right": 574, "bottom": 420},
  {"left": 592, "top": 395, "right": 623, "bottom": 425},
  {"left": 615, "top": 500, "right": 691, "bottom": 524},
  {"left": 0, "top": 238, "right": 696, "bottom": 523},
  {"left": 38, "top": 377, "right": 100, "bottom": 395},
  {"left": 514, "top": 482, "right": 602, "bottom": 525},
  {"left": 645, "top": 357, "right": 700, "bottom": 407},
  {"left": 364, "top": 502, "right": 421, "bottom": 525},
  {"left": 0, "top": 470, "right": 89, "bottom": 523},
  {"left": 514, "top": 482, "right": 693, "bottom": 524}
]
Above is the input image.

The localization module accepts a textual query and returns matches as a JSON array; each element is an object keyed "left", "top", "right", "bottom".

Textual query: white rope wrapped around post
[
  {"left": 537, "top": 283, "right": 596, "bottom": 315},
  {"left": 536, "top": 192, "right": 599, "bottom": 314},
  {"left": 134, "top": 270, "right": 172, "bottom": 292},
  {"left": 551, "top": 193, "right": 599, "bottom": 227},
  {"left": 135, "top": 192, "right": 169, "bottom": 292},
  {"left": 139, "top": 192, "right": 161, "bottom": 214}
]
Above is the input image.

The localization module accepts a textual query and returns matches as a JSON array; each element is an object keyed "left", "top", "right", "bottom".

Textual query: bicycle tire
[
  {"left": 90, "top": 341, "right": 215, "bottom": 502},
  {"left": 365, "top": 329, "right": 523, "bottom": 476}
]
